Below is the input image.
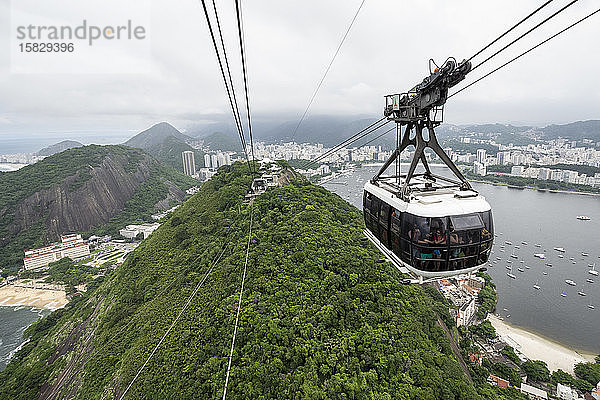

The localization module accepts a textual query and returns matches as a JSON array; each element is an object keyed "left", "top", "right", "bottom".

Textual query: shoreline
[
  {"left": 469, "top": 178, "right": 600, "bottom": 197},
  {"left": 0, "top": 285, "right": 68, "bottom": 311},
  {"left": 488, "top": 314, "right": 596, "bottom": 374}
]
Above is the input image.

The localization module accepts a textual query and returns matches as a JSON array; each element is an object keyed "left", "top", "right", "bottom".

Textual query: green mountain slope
[
  {"left": 202, "top": 131, "right": 242, "bottom": 152},
  {"left": 124, "top": 122, "right": 205, "bottom": 171},
  {"left": 0, "top": 163, "right": 523, "bottom": 399},
  {"left": 146, "top": 135, "right": 205, "bottom": 172},
  {"left": 0, "top": 145, "right": 196, "bottom": 271},
  {"left": 36, "top": 140, "right": 84, "bottom": 156},
  {"left": 542, "top": 120, "right": 600, "bottom": 141}
]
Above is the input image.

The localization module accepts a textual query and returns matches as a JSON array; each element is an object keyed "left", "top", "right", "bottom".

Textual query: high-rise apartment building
[{"left": 182, "top": 151, "right": 196, "bottom": 176}]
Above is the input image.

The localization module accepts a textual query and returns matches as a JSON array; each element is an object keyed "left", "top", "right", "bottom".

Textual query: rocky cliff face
[
  {"left": 12, "top": 153, "right": 153, "bottom": 241},
  {"left": 0, "top": 145, "right": 195, "bottom": 269}
]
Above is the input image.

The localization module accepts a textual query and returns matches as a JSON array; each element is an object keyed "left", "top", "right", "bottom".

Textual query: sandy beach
[
  {"left": 0, "top": 285, "right": 68, "bottom": 310},
  {"left": 489, "top": 314, "right": 596, "bottom": 374}
]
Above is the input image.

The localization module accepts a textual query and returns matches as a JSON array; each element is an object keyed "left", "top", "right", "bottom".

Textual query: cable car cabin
[{"left": 363, "top": 179, "right": 493, "bottom": 279}]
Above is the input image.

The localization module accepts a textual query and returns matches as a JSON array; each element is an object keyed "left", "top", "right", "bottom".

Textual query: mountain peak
[{"left": 124, "top": 122, "right": 190, "bottom": 149}]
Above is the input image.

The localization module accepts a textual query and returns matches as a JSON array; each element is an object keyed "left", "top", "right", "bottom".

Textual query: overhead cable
[
  {"left": 450, "top": 6, "right": 600, "bottom": 99},
  {"left": 302, "top": 118, "right": 390, "bottom": 168},
  {"left": 471, "top": 0, "right": 580, "bottom": 72},
  {"left": 199, "top": 0, "right": 252, "bottom": 172},
  {"left": 467, "top": 0, "right": 555, "bottom": 62},
  {"left": 222, "top": 208, "right": 254, "bottom": 399},
  {"left": 118, "top": 244, "right": 230, "bottom": 400},
  {"left": 234, "top": 0, "right": 256, "bottom": 172},
  {"left": 290, "top": 0, "right": 367, "bottom": 140}
]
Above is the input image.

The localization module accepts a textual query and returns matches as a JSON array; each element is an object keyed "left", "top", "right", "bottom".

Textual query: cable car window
[
  {"left": 427, "top": 218, "right": 447, "bottom": 244},
  {"left": 380, "top": 203, "right": 389, "bottom": 224},
  {"left": 390, "top": 209, "right": 400, "bottom": 234},
  {"left": 450, "top": 214, "right": 483, "bottom": 231},
  {"left": 371, "top": 196, "right": 381, "bottom": 217},
  {"left": 401, "top": 213, "right": 413, "bottom": 240},
  {"left": 480, "top": 210, "right": 493, "bottom": 241}
]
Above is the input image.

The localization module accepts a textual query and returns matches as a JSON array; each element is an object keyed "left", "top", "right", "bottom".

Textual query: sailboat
[{"left": 589, "top": 263, "right": 598, "bottom": 277}]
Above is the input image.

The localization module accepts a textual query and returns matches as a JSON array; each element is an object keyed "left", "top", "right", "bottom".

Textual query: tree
[
  {"left": 492, "top": 362, "right": 522, "bottom": 387},
  {"left": 500, "top": 345, "right": 520, "bottom": 365},
  {"left": 469, "top": 321, "right": 496, "bottom": 339},
  {"left": 521, "top": 360, "right": 550, "bottom": 382},
  {"left": 574, "top": 361, "right": 600, "bottom": 387},
  {"left": 551, "top": 369, "right": 575, "bottom": 386}
]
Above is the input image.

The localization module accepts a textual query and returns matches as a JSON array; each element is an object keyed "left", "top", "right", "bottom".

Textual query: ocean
[
  {"left": 0, "top": 307, "right": 48, "bottom": 370},
  {"left": 0, "top": 132, "right": 131, "bottom": 155},
  {"left": 322, "top": 164, "right": 600, "bottom": 354}
]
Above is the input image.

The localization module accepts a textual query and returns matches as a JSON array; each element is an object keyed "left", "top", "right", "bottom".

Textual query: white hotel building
[{"left": 23, "top": 234, "right": 90, "bottom": 270}]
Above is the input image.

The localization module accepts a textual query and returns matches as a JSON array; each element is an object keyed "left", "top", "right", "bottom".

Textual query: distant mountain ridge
[
  {"left": 542, "top": 120, "right": 600, "bottom": 140},
  {"left": 36, "top": 140, "right": 83, "bottom": 156}
]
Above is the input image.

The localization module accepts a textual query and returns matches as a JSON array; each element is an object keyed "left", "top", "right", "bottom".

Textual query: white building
[
  {"left": 23, "top": 234, "right": 90, "bottom": 270},
  {"left": 556, "top": 383, "right": 583, "bottom": 400},
  {"left": 550, "top": 169, "right": 564, "bottom": 181},
  {"left": 538, "top": 168, "right": 551, "bottom": 180},
  {"left": 562, "top": 170, "right": 579, "bottom": 184},
  {"left": 119, "top": 223, "right": 160, "bottom": 239},
  {"left": 473, "top": 161, "right": 487, "bottom": 176},
  {"left": 511, "top": 165, "right": 525, "bottom": 176},
  {"left": 204, "top": 153, "right": 211, "bottom": 168},
  {"left": 520, "top": 383, "right": 548, "bottom": 400},
  {"left": 317, "top": 164, "right": 330, "bottom": 175},
  {"left": 477, "top": 149, "right": 486, "bottom": 164},
  {"left": 182, "top": 151, "right": 196, "bottom": 176}
]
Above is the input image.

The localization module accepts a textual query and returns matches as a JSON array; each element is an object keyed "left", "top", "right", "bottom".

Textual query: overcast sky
[{"left": 0, "top": 0, "right": 599, "bottom": 142}]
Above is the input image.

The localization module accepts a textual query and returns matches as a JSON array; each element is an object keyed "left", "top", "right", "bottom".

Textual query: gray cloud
[{"left": 0, "top": 0, "right": 598, "bottom": 141}]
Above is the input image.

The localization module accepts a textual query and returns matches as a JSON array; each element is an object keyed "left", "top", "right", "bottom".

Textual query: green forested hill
[
  {"left": 0, "top": 145, "right": 196, "bottom": 271},
  {"left": 0, "top": 163, "right": 523, "bottom": 399},
  {"left": 124, "top": 122, "right": 205, "bottom": 171}
]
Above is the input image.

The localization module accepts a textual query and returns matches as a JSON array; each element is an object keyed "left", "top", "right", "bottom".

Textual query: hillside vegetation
[
  {"left": 124, "top": 122, "right": 205, "bottom": 171},
  {"left": 0, "top": 145, "right": 196, "bottom": 271},
  {"left": 0, "top": 163, "right": 523, "bottom": 399}
]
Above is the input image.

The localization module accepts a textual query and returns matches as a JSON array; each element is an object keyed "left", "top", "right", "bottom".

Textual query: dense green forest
[
  {"left": 0, "top": 162, "right": 525, "bottom": 399},
  {"left": 0, "top": 145, "right": 196, "bottom": 272}
]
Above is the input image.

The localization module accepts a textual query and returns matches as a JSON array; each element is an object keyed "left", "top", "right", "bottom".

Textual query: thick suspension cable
[
  {"left": 304, "top": 119, "right": 389, "bottom": 167},
  {"left": 471, "top": 0, "right": 580, "bottom": 72},
  {"left": 450, "top": 7, "right": 600, "bottom": 99},
  {"left": 467, "top": 0, "right": 555, "bottom": 62},
  {"left": 357, "top": 126, "right": 396, "bottom": 148},
  {"left": 118, "top": 245, "right": 230, "bottom": 400},
  {"left": 234, "top": 0, "right": 256, "bottom": 172},
  {"left": 199, "top": 0, "right": 252, "bottom": 172},
  {"left": 211, "top": 0, "right": 246, "bottom": 150},
  {"left": 290, "top": 0, "right": 367, "bottom": 140},
  {"left": 303, "top": 117, "right": 389, "bottom": 168},
  {"left": 222, "top": 208, "right": 254, "bottom": 399}
]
